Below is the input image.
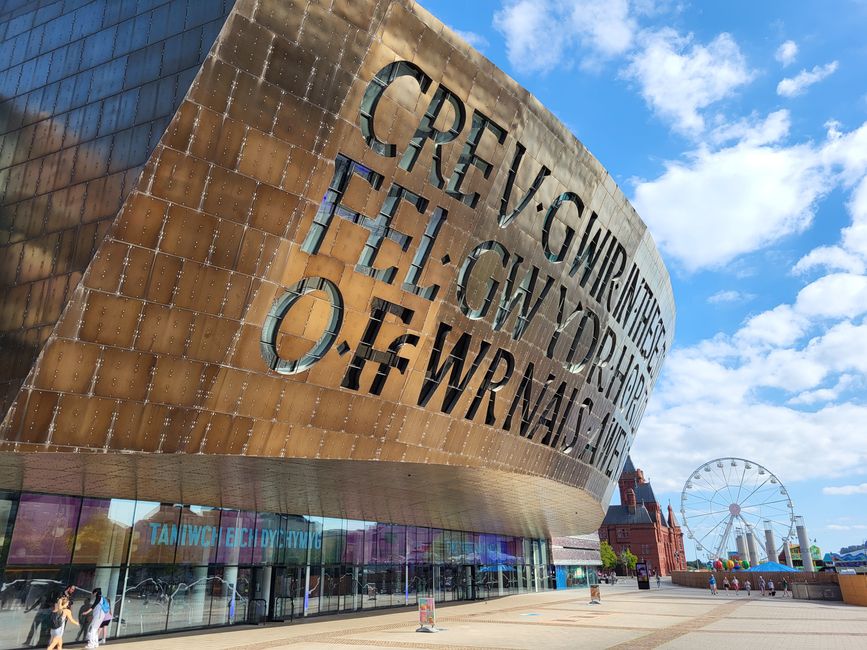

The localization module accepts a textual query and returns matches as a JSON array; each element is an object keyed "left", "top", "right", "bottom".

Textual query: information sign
[{"left": 417, "top": 597, "right": 437, "bottom": 632}]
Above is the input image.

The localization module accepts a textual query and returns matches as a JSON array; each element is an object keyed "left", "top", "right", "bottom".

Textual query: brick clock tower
[{"left": 598, "top": 457, "right": 687, "bottom": 575}]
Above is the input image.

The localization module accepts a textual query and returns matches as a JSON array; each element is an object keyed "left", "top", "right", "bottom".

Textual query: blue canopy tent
[{"left": 746, "top": 561, "right": 799, "bottom": 572}]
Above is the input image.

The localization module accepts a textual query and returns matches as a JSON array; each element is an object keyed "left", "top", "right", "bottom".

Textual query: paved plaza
[{"left": 110, "top": 579, "right": 867, "bottom": 649}]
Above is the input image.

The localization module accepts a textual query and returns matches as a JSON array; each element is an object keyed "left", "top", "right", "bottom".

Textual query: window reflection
[
  {"left": 7, "top": 493, "right": 81, "bottom": 565},
  {"left": 73, "top": 498, "right": 135, "bottom": 565},
  {"left": 0, "top": 490, "right": 553, "bottom": 644}
]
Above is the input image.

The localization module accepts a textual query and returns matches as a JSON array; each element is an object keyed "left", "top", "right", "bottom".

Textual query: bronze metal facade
[{"left": 0, "top": 0, "right": 674, "bottom": 539}]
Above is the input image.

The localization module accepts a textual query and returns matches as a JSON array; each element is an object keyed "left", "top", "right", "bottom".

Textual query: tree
[
  {"left": 619, "top": 548, "right": 638, "bottom": 575},
  {"left": 600, "top": 541, "right": 617, "bottom": 570}
]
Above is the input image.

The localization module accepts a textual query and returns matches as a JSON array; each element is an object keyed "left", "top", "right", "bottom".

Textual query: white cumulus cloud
[
  {"left": 633, "top": 131, "right": 827, "bottom": 272},
  {"left": 493, "top": 0, "right": 636, "bottom": 74},
  {"left": 777, "top": 61, "right": 839, "bottom": 98},
  {"left": 635, "top": 117, "right": 867, "bottom": 273},
  {"left": 823, "top": 483, "right": 867, "bottom": 496},
  {"left": 624, "top": 29, "right": 753, "bottom": 134},
  {"left": 775, "top": 40, "right": 798, "bottom": 66},
  {"left": 708, "top": 290, "right": 753, "bottom": 304}
]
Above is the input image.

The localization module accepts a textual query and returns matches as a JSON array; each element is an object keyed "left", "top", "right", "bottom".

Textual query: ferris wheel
[{"left": 680, "top": 458, "right": 795, "bottom": 562}]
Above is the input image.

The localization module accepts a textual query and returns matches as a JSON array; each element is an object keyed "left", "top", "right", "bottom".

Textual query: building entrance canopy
[{"left": 0, "top": 452, "right": 602, "bottom": 539}]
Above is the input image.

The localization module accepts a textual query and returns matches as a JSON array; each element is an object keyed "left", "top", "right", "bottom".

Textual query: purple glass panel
[
  {"left": 363, "top": 522, "right": 377, "bottom": 564},
  {"left": 73, "top": 498, "right": 134, "bottom": 565},
  {"left": 215, "top": 509, "right": 256, "bottom": 565},
  {"left": 7, "top": 493, "right": 81, "bottom": 565},
  {"left": 407, "top": 527, "right": 431, "bottom": 565},
  {"left": 343, "top": 520, "right": 365, "bottom": 565},
  {"left": 389, "top": 525, "right": 406, "bottom": 564}
]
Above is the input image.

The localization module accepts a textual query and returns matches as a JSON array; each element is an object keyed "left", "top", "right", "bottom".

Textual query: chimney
[{"left": 626, "top": 488, "right": 637, "bottom": 513}]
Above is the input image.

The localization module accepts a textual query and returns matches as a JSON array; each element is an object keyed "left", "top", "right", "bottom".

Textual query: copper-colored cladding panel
[
  {"left": 0, "top": 0, "right": 233, "bottom": 411},
  {"left": 0, "top": 0, "right": 675, "bottom": 539}
]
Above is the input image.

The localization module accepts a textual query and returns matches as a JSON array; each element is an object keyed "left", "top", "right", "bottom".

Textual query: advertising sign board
[
  {"left": 417, "top": 597, "right": 437, "bottom": 632},
  {"left": 636, "top": 562, "right": 650, "bottom": 590}
]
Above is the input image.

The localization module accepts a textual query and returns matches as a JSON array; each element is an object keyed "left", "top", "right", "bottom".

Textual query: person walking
[
  {"left": 723, "top": 576, "right": 730, "bottom": 591},
  {"left": 732, "top": 576, "right": 740, "bottom": 594},
  {"left": 709, "top": 574, "right": 717, "bottom": 595},
  {"left": 782, "top": 577, "right": 789, "bottom": 598},
  {"left": 744, "top": 579, "right": 751, "bottom": 596},
  {"left": 656, "top": 573, "right": 661, "bottom": 589},
  {"left": 97, "top": 593, "right": 112, "bottom": 645},
  {"left": 81, "top": 589, "right": 106, "bottom": 648},
  {"left": 47, "top": 596, "right": 79, "bottom": 650},
  {"left": 768, "top": 579, "right": 775, "bottom": 596},
  {"left": 759, "top": 575, "right": 766, "bottom": 596}
]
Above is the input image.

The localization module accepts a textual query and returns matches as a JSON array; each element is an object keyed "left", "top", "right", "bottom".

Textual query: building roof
[
  {"left": 635, "top": 482, "right": 656, "bottom": 504},
  {"left": 622, "top": 456, "right": 636, "bottom": 474},
  {"left": 602, "top": 504, "right": 654, "bottom": 526}
]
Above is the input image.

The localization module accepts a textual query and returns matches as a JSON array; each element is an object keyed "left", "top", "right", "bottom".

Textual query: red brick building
[{"left": 598, "top": 457, "right": 687, "bottom": 576}]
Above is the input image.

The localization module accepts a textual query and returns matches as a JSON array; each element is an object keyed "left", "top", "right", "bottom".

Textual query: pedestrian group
[{"left": 710, "top": 574, "right": 791, "bottom": 598}]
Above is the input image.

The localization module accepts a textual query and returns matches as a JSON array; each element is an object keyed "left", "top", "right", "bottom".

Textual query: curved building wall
[{"left": 0, "top": 0, "right": 674, "bottom": 539}]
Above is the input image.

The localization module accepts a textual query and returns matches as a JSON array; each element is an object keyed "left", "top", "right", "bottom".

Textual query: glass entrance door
[
  {"left": 249, "top": 567, "right": 271, "bottom": 623},
  {"left": 268, "top": 567, "right": 299, "bottom": 622}
]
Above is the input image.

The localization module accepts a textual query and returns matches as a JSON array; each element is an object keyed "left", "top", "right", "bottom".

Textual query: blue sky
[{"left": 420, "top": 0, "right": 867, "bottom": 557}]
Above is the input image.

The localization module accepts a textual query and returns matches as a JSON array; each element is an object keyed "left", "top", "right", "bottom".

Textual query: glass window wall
[{"left": 0, "top": 489, "right": 551, "bottom": 649}]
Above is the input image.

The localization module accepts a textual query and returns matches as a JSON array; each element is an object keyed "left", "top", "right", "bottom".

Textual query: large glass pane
[
  {"left": 431, "top": 528, "right": 444, "bottom": 564},
  {"left": 270, "top": 565, "right": 303, "bottom": 621},
  {"left": 68, "top": 564, "right": 125, "bottom": 640},
  {"left": 389, "top": 525, "right": 406, "bottom": 564},
  {"left": 252, "top": 511, "right": 285, "bottom": 565},
  {"left": 0, "top": 490, "right": 20, "bottom": 565},
  {"left": 0, "top": 567, "right": 68, "bottom": 649},
  {"left": 166, "top": 565, "right": 211, "bottom": 630},
  {"left": 305, "top": 565, "right": 321, "bottom": 615},
  {"left": 128, "top": 502, "right": 181, "bottom": 564},
  {"left": 341, "top": 564, "right": 365, "bottom": 612},
  {"left": 363, "top": 522, "right": 378, "bottom": 565},
  {"left": 116, "top": 565, "right": 173, "bottom": 636},
  {"left": 408, "top": 526, "right": 430, "bottom": 565},
  {"left": 387, "top": 564, "right": 405, "bottom": 607},
  {"left": 465, "top": 532, "right": 480, "bottom": 565},
  {"left": 362, "top": 566, "right": 384, "bottom": 608},
  {"left": 408, "top": 563, "right": 431, "bottom": 604},
  {"left": 215, "top": 510, "right": 255, "bottom": 565},
  {"left": 321, "top": 518, "right": 344, "bottom": 565},
  {"left": 306, "top": 516, "right": 323, "bottom": 567},
  {"left": 282, "top": 515, "right": 313, "bottom": 566},
  {"left": 320, "top": 564, "right": 341, "bottom": 613},
  {"left": 232, "top": 567, "right": 252, "bottom": 624},
  {"left": 7, "top": 493, "right": 81, "bottom": 565},
  {"left": 343, "top": 520, "right": 365, "bottom": 566},
  {"left": 174, "top": 506, "right": 221, "bottom": 565},
  {"left": 206, "top": 565, "right": 240, "bottom": 626},
  {"left": 439, "top": 564, "right": 458, "bottom": 602},
  {"left": 443, "top": 530, "right": 462, "bottom": 565},
  {"left": 73, "top": 498, "right": 135, "bottom": 565}
]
